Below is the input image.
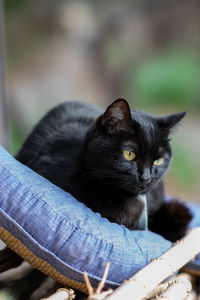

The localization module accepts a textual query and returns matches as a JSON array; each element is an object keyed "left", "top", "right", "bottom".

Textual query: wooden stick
[
  {"left": 187, "top": 290, "right": 198, "bottom": 300},
  {"left": 154, "top": 273, "right": 192, "bottom": 299},
  {"left": 0, "top": 262, "right": 32, "bottom": 285},
  {"left": 106, "top": 228, "right": 200, "bottom": 300},
  {"left": 0, "top": 269, "right": 46, "bottom": 299},
  {"left": 29, "top": 278, "right": 59, "bottom": 300},
  {"left": 41, "top": 288, "right": 75, "bottom": 300},
  {"left": 146, "top": 273, "right": 195, "bottom": 299},
  {"left": 144, "top": 281, "right": 170, "bottom": 299}
]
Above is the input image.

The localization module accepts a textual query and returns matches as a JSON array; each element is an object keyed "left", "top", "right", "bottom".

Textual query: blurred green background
[{"left": 3, "top": 0, "right": 200, "bottom": 203}]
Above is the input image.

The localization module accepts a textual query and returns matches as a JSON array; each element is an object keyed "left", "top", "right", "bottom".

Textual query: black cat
[{"left": 16, "top": 99, "right": 192, "bottom": 242}]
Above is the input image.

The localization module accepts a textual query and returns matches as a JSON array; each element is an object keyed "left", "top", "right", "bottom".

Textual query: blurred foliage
[
  {"left": 4, "top": 0, "right": 27, "bottom": 14},
  {"left": 129, "top": 51, "right": 200, "bottom": 111},
  {"left": 9, "top": 119, "right": 26, "bottom": 155},
  {"left": 5, "top": 0, "right": 62, "bottom": 68},
  {"left": 170, "top": 141, "right": 198, "bottom": 189}
]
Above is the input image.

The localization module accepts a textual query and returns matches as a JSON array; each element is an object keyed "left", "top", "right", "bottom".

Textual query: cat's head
[{"left": 84, "top": 99, "right": 186, "bottom": 195}]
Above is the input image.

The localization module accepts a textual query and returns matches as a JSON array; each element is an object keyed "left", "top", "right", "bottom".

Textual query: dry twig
[{"left": 83, "top": 262, "right": 113, "bottom": 300}]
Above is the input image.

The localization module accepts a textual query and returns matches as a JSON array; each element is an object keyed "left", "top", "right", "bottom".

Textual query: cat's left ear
[
  {"left": 158, "top": 112, "right": 187, "bottom": 136},
  {"left": 101, "top": 98, "right": 132, "bottom": 134}
]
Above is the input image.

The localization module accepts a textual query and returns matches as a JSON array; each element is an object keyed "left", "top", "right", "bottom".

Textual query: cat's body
[{"left": 16, "top": 99, "right": 192, "bottom": 241}]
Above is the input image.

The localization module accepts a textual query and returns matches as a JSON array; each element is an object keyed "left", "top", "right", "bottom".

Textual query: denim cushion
[{"left": 0, "top": 146, "right": 198, "bottom": 289}]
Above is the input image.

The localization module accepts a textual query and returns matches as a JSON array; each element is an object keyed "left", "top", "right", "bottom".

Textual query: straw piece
[
  {"left": 84, "top": 262, "right": 113, "bottom": 300},
  {"left": 84, "top": 272, "right": 94, "bottom": 296},
  {"left": 96, "top": 263, "right": 110, "bottom": 295}
]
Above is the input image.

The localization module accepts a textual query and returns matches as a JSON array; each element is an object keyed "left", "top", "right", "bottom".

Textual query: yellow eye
[
  {"left": 123, "top": 150, "right": 136, "bottom": 161},
  {"left": 154, "top": 157, "right": 164, "bottom": 166}
]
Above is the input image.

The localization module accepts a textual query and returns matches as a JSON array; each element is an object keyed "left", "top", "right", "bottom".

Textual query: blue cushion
[{"left": 0, "top": 146, "right": 199, "bottom": 290}]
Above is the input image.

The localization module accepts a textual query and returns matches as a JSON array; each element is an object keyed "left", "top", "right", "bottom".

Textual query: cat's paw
[{"left": 149, "top": 200, "right": 192, "bottom": 242}]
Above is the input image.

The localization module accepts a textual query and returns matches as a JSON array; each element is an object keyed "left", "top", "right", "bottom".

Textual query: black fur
[{"left": 16, "top": 99, "right": 192, "bottom": 241}]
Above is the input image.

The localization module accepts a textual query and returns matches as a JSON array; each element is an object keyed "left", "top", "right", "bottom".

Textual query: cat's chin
[
  {"left": 131, "top": 179, "right": 162, "bottom": 195},
  {"left": 126, "top": 184, "right": 152, "bottom": 195},
  {"left": 134, "top": 187, "right": 151, "bottom": 195}
]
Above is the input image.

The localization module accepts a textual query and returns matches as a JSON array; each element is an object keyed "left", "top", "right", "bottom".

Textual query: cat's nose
[
  {"left": 139, "top": 168, "right": 151, "bottom": 183},
  {"left": 139, "top": 174, "right": 151, "bottom": 183}
]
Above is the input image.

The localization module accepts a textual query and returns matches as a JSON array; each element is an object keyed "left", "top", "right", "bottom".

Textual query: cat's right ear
[
  {"left": 158, "top": 111, "right": 187, "bottom": 137},
  {"left": 100, "top": 99, "right": 132, "bottom": 134}
]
